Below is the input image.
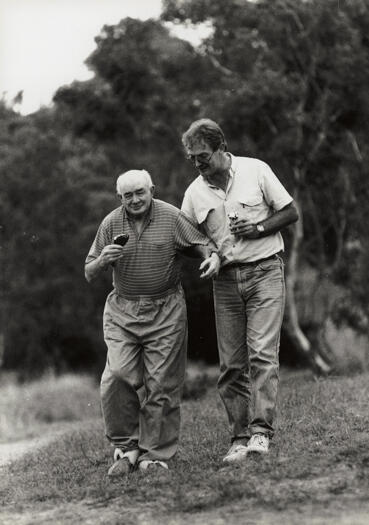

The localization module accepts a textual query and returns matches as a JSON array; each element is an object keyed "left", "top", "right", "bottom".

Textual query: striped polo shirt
[{"left": 86, "top": 199, "right": 211, "bottom": 298}]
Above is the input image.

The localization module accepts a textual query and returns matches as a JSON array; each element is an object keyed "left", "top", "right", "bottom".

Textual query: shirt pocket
[
  {"left": 237, "top": 195, "right": 266, "bottom": 223},
  {"left": 147, "top": 240, "right": 174, "bottom": 260}
]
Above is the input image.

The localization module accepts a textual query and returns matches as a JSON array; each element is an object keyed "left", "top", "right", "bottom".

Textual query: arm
[
  {"left": 175, "top": 211, "right": 220, "bottom": 278},
  {"left": 230, "top": 202, "right": 299, "bottom": 239},
  {"left": 85, "top": 244, "right": 124, "bottom": 282},
  {"left": 183, "top": 244, "right": 221, "bottom": 279}
]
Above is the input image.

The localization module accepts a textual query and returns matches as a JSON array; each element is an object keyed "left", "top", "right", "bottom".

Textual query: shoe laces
[
  {"left": 140, "top": 460, "right": 169, "bottom": 470},
  {"left": 251, "top": 434, "right": 267, "bottom": 446}
]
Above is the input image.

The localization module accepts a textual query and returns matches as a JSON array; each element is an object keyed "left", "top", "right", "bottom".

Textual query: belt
[{"left": 222, "top": 252, "right": 282, "bottom": 271}]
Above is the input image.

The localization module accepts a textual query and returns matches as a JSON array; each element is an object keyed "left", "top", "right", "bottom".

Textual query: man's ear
[
  {"left": 150, "top": 185, "right": 155, "bottom": 196},
  {"left": 219, "top": 143, "right": 226, "bottom": 152}
]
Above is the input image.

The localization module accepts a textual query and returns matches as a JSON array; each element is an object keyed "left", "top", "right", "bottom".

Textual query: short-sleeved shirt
[
  {"left": 181, "top": 154, "right": 293, "bottom": 265},
  {"left": 86, "top": 199, "right": 211, "bottom": 298}
]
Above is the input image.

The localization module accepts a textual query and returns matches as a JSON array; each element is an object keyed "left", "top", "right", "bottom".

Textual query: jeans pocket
[{"left": 257, "top": 259, "right": 280, "bottom": 271}]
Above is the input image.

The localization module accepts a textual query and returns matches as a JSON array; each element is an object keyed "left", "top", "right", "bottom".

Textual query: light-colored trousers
[
  {"left": 100, "top": 287, "right": 187, "bottom": 462},
  {"left": 213, "top": 255, "right": 285, "bottom": 440}
]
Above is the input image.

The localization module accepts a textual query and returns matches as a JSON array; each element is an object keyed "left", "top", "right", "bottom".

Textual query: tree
[
  {"left": 162, "top": 0, "right": 369, "bottom": 372},
  {"left": 3, "top": 2, "right": 369, "bottom": 375},
  {"left": 0, "top": 104, "right": 114, "bottom": 375}
]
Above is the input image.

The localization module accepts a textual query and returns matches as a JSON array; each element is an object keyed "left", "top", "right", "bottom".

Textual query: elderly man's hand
[
  {"left": 199, "top": 252, "right": 220, "bottom": 279},
  {"left": 99, "top": 244, "right": 124, "bottom": 268}
]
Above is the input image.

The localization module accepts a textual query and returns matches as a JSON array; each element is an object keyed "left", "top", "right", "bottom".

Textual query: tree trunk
[{"left": 283, "top": 194, "right": 332, "bottom": 375}]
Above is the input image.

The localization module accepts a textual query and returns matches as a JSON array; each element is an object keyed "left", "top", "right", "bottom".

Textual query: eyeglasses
[{"left": 186, "top": 150, "right": 215, "bottom": 165}]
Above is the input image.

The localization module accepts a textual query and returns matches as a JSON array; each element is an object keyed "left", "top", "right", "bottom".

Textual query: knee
[
  {"left": 218, "top": 366, "right": 247, "bottom": 391},
  {"left": 145, "top": 378, "right": 181, "bottom": 404},
  {"left": 101, "top": 365, "right": 142, "bottom": 390},
  {"left": 249, "top": 349, "right": 278, "bottom": 369}
]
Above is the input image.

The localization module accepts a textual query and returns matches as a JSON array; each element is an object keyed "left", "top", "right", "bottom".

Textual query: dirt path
[
  {"left": 0, "top": 436, "right": 56, "bottom": 468},
  {"left": 0, "top": 421, "right": 83, "bottom": 468}
]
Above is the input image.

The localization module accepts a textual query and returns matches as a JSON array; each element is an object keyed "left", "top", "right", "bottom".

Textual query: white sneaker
[
  {"left": 247, "top": 434, "right": 269, "bottom": 454},
  {"left": 222, "top": 439, "right": 249, "bottom": 463},
  {"left": 138, "top": 460, "right": 169, "bottom": 471}
]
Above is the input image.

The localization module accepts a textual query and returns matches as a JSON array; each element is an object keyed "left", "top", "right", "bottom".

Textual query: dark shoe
[
  {"left": 108, "top": 457, "right": 132, "bottom": 477},
  {"left": 107, "top": 448, "right": 140, "bottom": 477}
]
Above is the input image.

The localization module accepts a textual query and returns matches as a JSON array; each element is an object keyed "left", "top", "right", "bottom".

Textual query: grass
[
  {"left": 0, "top": 372, "right": 101, "bottom": 443},
  {"left": 1, "top": 368, "right": 369, "bottom": 524}
]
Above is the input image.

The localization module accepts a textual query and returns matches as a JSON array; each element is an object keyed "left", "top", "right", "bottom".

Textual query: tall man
[
  {"left": 181, "top": 119, "right": 298, "bottom": 463},
  {"left": 85, "top": 169, "right": 220, "bottom": 475}
]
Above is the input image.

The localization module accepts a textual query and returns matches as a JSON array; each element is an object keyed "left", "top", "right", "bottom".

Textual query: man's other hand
[{"left": 199, "top": 252, "right": 220, "bottom": 279}]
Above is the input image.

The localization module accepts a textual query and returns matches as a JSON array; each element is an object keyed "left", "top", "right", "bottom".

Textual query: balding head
[{"left": 116, "top": 169, "right": 155, "bottom": 219}]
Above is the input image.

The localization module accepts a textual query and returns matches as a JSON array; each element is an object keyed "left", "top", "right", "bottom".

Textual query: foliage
[
  {"left": 162, "top": 0, "right": 369, "bottom": 341},
  {"left": 1, "top": 0, "right": 369, "bottom": 373},
  {"left": 0, "top": 104, "right": 112, "bottom": 373},
  {"left": 53, "top": 18, "right": 221, "bottom": 205},
  {"left": 162, "top": 0, "right": 369, "bottom": 272}
]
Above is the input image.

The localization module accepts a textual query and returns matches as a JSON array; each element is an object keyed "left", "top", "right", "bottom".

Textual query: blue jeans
[{"left": 213, "top": 255, "right": 285, "bottom": 440}]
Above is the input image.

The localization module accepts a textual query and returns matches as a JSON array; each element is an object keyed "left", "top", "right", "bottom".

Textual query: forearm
[
  {"left": 85, "top": 257, "right": 108, "bottom": 282},
  {"left": 182, "top": 241, "right": 218, "bottom": 259},
  {"left": 258, "top": 204, "right": 298, "bottom": 237}
]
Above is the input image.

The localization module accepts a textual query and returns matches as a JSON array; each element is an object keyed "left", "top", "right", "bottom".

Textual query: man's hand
[
  {"left": 199, "top": 252, "right": 221, "bottom": 279},
  {"left": 99, "top": 244, "right": 124, "bottom": 268},
  {"left": 229, "top": 218, "right": 259, "bottom": 239},
  {"left": 229, "top": 203, "right": 299, "bottom": 240}
]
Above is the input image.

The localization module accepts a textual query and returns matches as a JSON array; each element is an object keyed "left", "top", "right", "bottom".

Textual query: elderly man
[
  {"left": 85, "top": 169, "right": 219, "bottom": 475},
  {"left": 181, "top": 119, "right": 298, "bottom": 463}
]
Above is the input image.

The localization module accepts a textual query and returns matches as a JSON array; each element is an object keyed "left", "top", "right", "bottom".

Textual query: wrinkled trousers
[
  {"left": 100, "top": 287, "right": 187, "bottom": 462},
  {"left": 213, "top": 255, "right": 285, "bottom": 440}
]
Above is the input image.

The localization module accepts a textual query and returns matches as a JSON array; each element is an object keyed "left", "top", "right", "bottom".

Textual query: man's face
[
  {"left": 185, "top": 140, "right": 223, "bottom": 181},
  {"left": 119, "top": 176, "right": 154, "bottom": 218}
]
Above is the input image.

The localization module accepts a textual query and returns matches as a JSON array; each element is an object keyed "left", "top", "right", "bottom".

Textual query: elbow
[
  {"left": 289, "top": 204, "right": 299, "bottom": 224},
  {"left": 85, "top": 267, "right": 92, "bottom": 283}
]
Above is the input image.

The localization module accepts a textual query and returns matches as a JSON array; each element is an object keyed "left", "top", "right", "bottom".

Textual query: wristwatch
[{"left": 256, "top": 223, "right": 265, "bottom": 235}]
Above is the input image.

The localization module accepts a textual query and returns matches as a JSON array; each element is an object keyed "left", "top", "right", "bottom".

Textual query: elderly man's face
[{"left": 119, "top": 175, "right": 154, "bottom": 218}]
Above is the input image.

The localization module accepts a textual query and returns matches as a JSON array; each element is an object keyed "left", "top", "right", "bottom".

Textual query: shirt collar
[{"left": 228, "top": 153, "right": 236, "bottom": 176}]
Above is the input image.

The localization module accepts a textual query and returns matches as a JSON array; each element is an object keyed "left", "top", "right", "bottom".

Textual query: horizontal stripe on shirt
[{"left": 86, "top": 199, "right": 210, "bottom": 297}]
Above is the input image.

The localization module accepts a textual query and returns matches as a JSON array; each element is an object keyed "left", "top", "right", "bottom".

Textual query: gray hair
[
  {"left": 182, "top": 118, "right": 227, "bottom": 151},
  {"left": 116, "top": 169, "right": 153, "bottom": 195}
]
